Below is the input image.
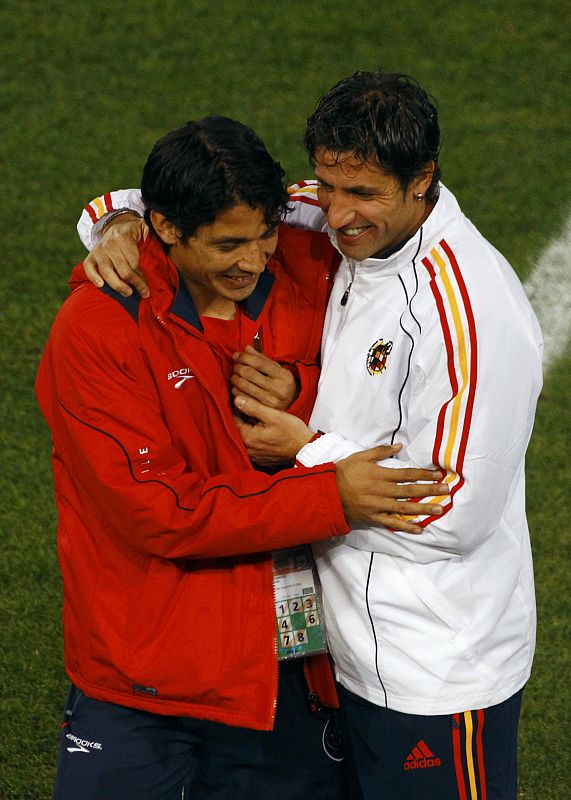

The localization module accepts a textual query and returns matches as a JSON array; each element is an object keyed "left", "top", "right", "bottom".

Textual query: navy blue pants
[
  {"left": 337, "top": 684, "right": 524, "bottom": 800},
  {"left": 52, "top": 661, "right": 357, "bottom": 800}
]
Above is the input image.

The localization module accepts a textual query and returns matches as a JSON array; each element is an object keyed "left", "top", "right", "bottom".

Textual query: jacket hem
[
  {"left": 335, "top": 666, "right": 532, "bottom": 715},
  {"left": 67, "top": 670, "right": 275, "bottom": 731}
]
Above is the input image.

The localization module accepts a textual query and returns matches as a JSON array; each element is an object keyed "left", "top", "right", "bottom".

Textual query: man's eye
[
  {"left": 317, "top": 183, "right": 333, "bottom": 192},
  {"left": 218, "top": 244, "right": 238, "bottom": 253}
]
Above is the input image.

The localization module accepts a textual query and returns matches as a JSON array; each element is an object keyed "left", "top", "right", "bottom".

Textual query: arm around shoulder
[{"left": 77, "top": 188, "right": 145, "bottom": 249}]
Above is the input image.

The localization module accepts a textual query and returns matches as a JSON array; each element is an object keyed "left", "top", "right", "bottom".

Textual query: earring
[{"left": 416, "top": 193, "right": 424, "bottom": 201}]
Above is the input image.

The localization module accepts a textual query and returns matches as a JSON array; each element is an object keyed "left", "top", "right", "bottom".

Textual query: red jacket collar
[{"left": 69, "top": 233, "right": 277, "bottom": 333}]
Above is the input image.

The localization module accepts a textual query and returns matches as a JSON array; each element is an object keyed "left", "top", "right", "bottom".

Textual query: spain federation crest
[{"left": 366, "top": 338, "right": 393, "bottom": 375}]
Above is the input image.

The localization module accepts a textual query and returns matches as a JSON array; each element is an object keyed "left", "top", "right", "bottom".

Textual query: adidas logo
[{"left": 403, "top": 740, "right": 441, "bottom": 770}]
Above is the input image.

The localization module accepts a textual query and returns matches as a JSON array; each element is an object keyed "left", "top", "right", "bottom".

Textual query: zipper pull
[
  {"left": 340, "top": 258, "right": 356, "bottom": 306},
  {"left": 340, "top": 281, "right": 353, "bottom": 306}
]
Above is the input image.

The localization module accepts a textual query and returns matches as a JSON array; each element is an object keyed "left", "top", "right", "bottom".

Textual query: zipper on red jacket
[
  {"left": 153, "top": 309, "right": 280, "bottom": 725},
  {"left": 269, "top": 558, "right": 283, "bottom": 722},
  {"left": 154, "top": 311, "right": 250, "bottom": 463}
]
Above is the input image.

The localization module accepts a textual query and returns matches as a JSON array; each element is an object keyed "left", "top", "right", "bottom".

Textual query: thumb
[
  {"left": 356, "top": 443, "right": 402, "bottom": 462},
  {"left": 234, "top": 394, "right": 277, "bottom": 423}
]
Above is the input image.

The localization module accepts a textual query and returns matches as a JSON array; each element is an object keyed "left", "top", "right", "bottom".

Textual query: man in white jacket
[
  {"left": 236, "top": 71, "right": 543, "bottom": 800},
  {"left": 77, "top": 71, "right": 543, "bottom": 800}
]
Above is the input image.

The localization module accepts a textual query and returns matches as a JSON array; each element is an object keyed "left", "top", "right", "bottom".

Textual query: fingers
[
  {"left": 374, "top": 499, "right": 444, "bottom": 516},
  {"left": 373, "top": 498, "right": 447, "bottom": 534},
  {"left": 357, "top": 443, "right": 402, "bottom": 461},
  {"left": 374, "top": 515, "right": 423, "bottom": 534},
  {"left": 83, "top": 218, "right": 150, "bottom": 297},
  {"left": 351, "top": 445, "right": 447, "bottom": 485},
  {"left": 231, "top": 349, "right": 297, "bottom": 409},
  {"left": 121, "top": 267, "right": 149, "bottom": 299},
  {"left": 345, "top": 498, "right": 444, "bottom": 532},
  {"left": 233, "top": 396, "right": 312, "bottom": 459},
  {"left": 232, "top": 347, "right": 285, "bottom": 380},
  {"left": 382, "top": 482, "right": 449, "bottom": 499},
  {"left": 88, "top": 256, "right": 149, "bottom": 298},
  {"left": 336, "top": 449, "right": 449, "bottom": 532},
  {"left": 356, "top": 469, "right": 449, "bottom": 501},
  {"left": 237, "top": 344, "right": 278, "bottom": 367},
  {"left": 230, "top": 374, "right": 287, "bottom": 409},
  {"left": 83, "top": 252, "right": 108, "bottom": 289},
  {"left": 84, "top": 251, "right": 134, "bottom": 296},
  {"left": 384, "top": 467, "right": 447, "bottom": 484},
  {"left": 234, "top": 394, "right": 277, "bottom": 424},
  {"left": 230, "top": 365, "right": 273, "bottom": 394}
]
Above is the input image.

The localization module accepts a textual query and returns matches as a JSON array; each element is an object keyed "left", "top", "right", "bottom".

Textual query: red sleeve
[{"left": 283, "top": 361, "right": 320, "bottom": 424}]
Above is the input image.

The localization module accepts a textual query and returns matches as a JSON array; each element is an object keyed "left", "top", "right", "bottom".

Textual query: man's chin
[
  {"left": 219, "top": 275, "right": 259, "bottom": 296},
  {"left": 335, "top": 240, "right": 373, "bottom": 261},
  {"left": 334, "top": 229, "right": 378, "bottom": 261}
]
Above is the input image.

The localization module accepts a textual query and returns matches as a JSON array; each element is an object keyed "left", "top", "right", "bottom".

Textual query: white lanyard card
[{"left": 272, "top": 545, "right": 328, "bottom": 660}]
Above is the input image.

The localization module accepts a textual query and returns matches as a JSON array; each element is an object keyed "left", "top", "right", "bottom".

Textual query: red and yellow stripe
[
  {"left": 84, "top": 191, "right": 115, "bottom": 224},
  {"left": 416, "top": 238, "right": 478, "bottom": 527},
  {"left": 452, "top": 709, "right": 488, "bottom": 799},
  {"left": 287, "top": 180, "right": 321, "bottom": 207}
]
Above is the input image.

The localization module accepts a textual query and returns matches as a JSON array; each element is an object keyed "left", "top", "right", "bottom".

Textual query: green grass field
[{"left": 1, "top": 1, "right": 570, "bottom": 797}]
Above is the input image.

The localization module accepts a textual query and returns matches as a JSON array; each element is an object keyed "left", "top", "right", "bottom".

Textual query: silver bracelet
[{"left": 101, "top": 208, "right": 142, "bottom": 233}]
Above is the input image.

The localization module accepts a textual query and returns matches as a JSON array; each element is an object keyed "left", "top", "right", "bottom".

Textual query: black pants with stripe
[
  {"left": 337, "top": 684, "right": 524, "bottom": 800},
  {"left": 52, "top": 661, "right": 359, "bottom": 800}
]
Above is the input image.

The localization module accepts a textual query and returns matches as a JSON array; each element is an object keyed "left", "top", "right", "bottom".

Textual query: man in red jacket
[{"left": 37, "top": 116, "right": 447, "bottom": 800}]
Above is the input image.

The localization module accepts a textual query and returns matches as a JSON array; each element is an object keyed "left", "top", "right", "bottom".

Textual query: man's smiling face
[
  {"left": 314, "top": 147, "right": 432, "bottom": 261},
  {"left": 165, "top": 203, "right": 279, "bottom": 318}
]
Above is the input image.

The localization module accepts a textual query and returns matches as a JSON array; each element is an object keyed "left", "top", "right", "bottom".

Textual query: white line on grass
[{"left": 524, "top": 213, "right": 571, "bottom": 371}]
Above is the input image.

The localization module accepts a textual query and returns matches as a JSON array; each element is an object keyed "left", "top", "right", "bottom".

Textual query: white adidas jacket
[
  {"left": 78, "top": 183, "right": 543, "bottom": 715},
  {"left": 289, "top": 182, "right": 543, "bottom": 714}
]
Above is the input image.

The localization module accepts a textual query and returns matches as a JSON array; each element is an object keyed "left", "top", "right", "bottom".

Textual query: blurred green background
[{"left": 1, "top": 1, "right": 569, "bottom": 797}]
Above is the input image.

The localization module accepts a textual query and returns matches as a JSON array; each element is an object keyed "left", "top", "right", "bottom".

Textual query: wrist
[
  {"left": 101, "top": 209, "right": 142, "bottom": 234},
  {"left": 294, "top": 430, "right": 320, "bottom": 465}
]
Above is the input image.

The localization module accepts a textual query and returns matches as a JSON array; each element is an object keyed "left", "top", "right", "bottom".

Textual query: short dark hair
[
  {"left": 305, "top": 70, "right": 441, "bottom": 202},
  {"left": 141, "top": 116, "right": 289, "bottom": 242}
]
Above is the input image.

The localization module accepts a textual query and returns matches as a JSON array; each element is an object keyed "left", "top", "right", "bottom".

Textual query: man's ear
[
  {"left": 412, "top": 160, "right": 436, "bottom": 197},
  {"left": 150, "top": 211, "right": 180, "bottom": 245}
]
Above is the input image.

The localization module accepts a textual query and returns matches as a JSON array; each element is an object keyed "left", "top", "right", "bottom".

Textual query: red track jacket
[{"left": 36, "top": 225, "right": 348, "bottom": 730}]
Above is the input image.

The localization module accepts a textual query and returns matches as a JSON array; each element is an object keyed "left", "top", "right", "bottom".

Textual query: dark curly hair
[
  {"left": 305, "top": 70, "right": 441, "bottom": 202},
  {"left": 141, "top": 116, "right": 289, "bottom": 243}
]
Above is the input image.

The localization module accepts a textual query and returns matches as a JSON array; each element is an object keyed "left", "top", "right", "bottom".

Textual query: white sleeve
[
  {"left": 77, "top": 189, "right": 146, "bottom": 250},
  {"left": 77, "top": 182, "right": 325, "bottom": 250},
  {"left": 286, "top": 180, "right": 328, "bottom": 232},
  {"left": 297, "top": 432, "right": 362, "bottom": 464},
  {"left": 298, "top": 280, "right": 543, "bottom": 564}
]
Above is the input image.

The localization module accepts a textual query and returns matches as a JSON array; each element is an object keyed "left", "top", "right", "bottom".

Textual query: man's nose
[
  {"left": 237, "top": 242, "right": 267, "bottom": 273},
  {"left": 322, "top": 191, "right": 356, "bottom": 230}
]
